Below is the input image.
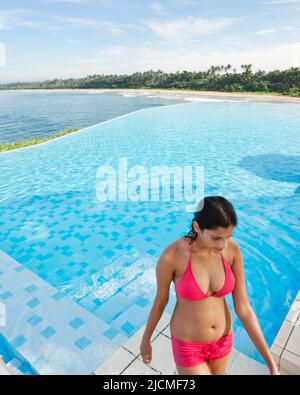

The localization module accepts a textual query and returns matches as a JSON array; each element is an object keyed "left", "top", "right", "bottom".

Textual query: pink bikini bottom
[{"left": 171, "top": 329, "right": 233, "bottom": 367}]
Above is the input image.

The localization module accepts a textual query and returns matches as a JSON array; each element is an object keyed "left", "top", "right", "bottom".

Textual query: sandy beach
[{"left": 2, "top": 88, "right": 300, "bottom": 103}]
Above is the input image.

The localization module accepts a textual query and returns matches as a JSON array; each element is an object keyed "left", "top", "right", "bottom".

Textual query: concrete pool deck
[{"left": 270, "top": 289, "right": 300, "bottom": 375}]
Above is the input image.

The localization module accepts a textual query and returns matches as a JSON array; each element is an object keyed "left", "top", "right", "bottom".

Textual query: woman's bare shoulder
[
  {"left": 229, "top": 238, "right": 240, "bottom": 252},
  {"left": 226, "top": 238, "right": 240, "bottom": 266},
  {"left": 162, "top": 236, "right": 191, "bottom": 260}
]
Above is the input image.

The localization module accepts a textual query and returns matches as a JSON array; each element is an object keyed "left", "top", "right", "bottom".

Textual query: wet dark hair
[{"left": 184, "top": 196, "right": 238, "bottom": 244}]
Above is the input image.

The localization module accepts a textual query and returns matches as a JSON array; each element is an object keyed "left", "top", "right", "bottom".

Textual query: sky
[{"left": 0, "top": 0, "right": 300, "bottom": 83}]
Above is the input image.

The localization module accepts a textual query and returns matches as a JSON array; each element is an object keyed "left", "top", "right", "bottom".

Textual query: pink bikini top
[{"left": 174, "top": 239, "right": 235, "bottom": 301}]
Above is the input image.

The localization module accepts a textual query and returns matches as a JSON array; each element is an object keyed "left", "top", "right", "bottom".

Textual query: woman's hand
[{"left": 140, "top": 338, "right": 152, "bottom": 365}]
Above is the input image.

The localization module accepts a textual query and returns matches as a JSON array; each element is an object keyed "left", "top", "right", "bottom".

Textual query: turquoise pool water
[{"left": 0, "top": 97, "right": 299, "bottom": 368}]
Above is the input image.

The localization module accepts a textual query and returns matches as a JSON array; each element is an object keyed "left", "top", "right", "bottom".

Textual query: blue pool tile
[
  {"left": 36, "top": 242, "right": 46, "bottom": 247},
  {"left": 99, "top": 231, "right": 108, "bottom": 237},
  {"left": 102, "top": 327, "right": 119, "bottom": 340},
  {"left": 33, "top": 355, "right": 49, "bottom": 369},
  {"left": 26, "top": 298, "right": 40, "bottom": 308},
  {"left": 121, "top": 321, "right": 135, "bottom": 336},
  {"left": 0, "top": 291, "right": 13, "bottom": 300},
  {"left": 28, "top": 314, "right": 43, "bottom": 326},
  {"left": 9, "top": 358, "right": 22, "bottom": 369},
  {"left": 74, "top": 233, "right": 89, "bottom": 242},
  {"left": 52, "top": 292, "right": 65, "bottom": 300},
  {"left": 24, "top": 285, "right": 38, "bottom": 293},
  {"left": 103, "top": 250, "right": 115, "bottom": 258},
  {"left": 121, "top": 221, "right": 135, "bottom": 228},
  {"left": 112, "top": 311, "right": 122, "bottom": 321},
  {"left": 74, "top": 336, "right": 92, "bottom": 350},
  {"left": 135, "top": 296, "right": 150, "bottom": 307},
  {"left": 79, "top": 262, "right": 88, "bottom": 268},
  {"left": 11, "top": 335, "right": 27, "bottom": 348},
  {"left": 92, "top": 299, "right": 102, "bottom": 307},
  {"left": 115, "top": 244, "right": 124, "bottom": 250},
  {"left": 97, "top": 276, "right": 105, "bottom": 284},
  {"left": 61, "top": 234, "right": 71, "bottom": 240},
  {"left": 69, "top": 317, "right": 85, "bottom": 329},
  {"left": 75, "top": 269, "right": 85, "bottom": 276},
  {"left": 40, "top": 326, "right": 56, "bottom": 338},
  {"left": 14, "top": 266, "right": 25, "bottom": 272},
  {"left": 62, "top": 250, "right": 74, "bottom": 257},
  {"left": 147, "top": 249, "right": 157, "bottom": 255},
  {"left": 10, "top": 236, "right": 26, "bottom": 243}
]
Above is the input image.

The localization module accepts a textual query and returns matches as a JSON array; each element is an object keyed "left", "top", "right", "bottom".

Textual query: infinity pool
[{"left": 0, "top": 98, "right": 299, "bottom": 371}]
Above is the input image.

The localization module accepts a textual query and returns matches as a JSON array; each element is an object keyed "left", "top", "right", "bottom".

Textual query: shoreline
[{"left": 1, "top": 88, "right": 299, "bottom": 103}]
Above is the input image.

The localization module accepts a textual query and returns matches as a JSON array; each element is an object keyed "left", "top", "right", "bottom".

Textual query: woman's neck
[{"left": 192, "top": 237, "right": 219, "bottom": 257}]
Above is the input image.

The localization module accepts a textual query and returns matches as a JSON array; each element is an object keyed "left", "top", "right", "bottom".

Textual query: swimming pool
[{"left": 0, "top": 98, "right": 299, "bottom": 371}]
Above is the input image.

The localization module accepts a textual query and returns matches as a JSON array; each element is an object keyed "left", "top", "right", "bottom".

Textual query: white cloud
[
  {"left": 65, "top": 39, "right": 81, "bottom": 44},
  {"left": 52, "top": 15, "right": 124, "bottom": 36},
  {"left": 0, "top": 42, "right": 5, "bottom": 66},
  {"left": 0, "top": 9, "right": 61, "bottom": 31},
  {"left": 144, "top": 16, "right": 234, "bottom": 43},
  {"left": 2, "top": 42, "right": 299, "bottom": 82},
  {"left": 0, "top": 9, "right": 44, "bottom": 30},
  {"left": 150, "top": 2, "right": 164, "bottom": 14},
  {"left": 75, "top": 41, "right": 300, "bottom": 75},
  {"left": 174, "top": 0, "right": 196, "bottom": 5},
  {"left": 262, "top": 0, "right": 300, "bottom": 4},
  {"left": 44, "top": 0, "right": 108, "bottom": 3},
  {"left": 45, "top": 0, "right": 89, "bottom": 3},
  {"left": 255, "top": 29, "right": 276, "bottom": 35}
]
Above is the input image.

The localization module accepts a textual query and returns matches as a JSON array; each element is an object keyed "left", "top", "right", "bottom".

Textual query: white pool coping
[{"left": 270, "top": 289, "right": 300, "bottom": 375}]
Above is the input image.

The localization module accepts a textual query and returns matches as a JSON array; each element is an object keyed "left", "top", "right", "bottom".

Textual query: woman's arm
[
  {"left": 230, "top": 240, "right": 279, "bottom": 374},
  {"left": 142, "top": 245, "right": 175, "bottom": 342}
]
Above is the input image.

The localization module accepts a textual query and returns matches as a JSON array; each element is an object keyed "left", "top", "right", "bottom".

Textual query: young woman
[{"left": 140, "top": 196, "right": 280, "bottom": 375}]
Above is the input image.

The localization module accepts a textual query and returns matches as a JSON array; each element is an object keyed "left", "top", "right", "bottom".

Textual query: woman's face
[{"left": 193, "top": 222, "right": 235, "bottom": 253}]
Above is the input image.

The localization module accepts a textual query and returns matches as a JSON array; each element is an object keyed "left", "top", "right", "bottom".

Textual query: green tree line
[{"left": 0, "top": 65, "right": 299, "bottom": 96}]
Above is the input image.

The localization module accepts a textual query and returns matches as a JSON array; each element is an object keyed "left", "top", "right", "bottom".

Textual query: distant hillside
[{"left": 0, "top": 65, "right": 299, "bottom": 96}]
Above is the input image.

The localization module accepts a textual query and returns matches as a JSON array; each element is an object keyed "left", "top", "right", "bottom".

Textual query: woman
[{"left": 140, "top": 196, "right": 280, "bottom": 375}]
